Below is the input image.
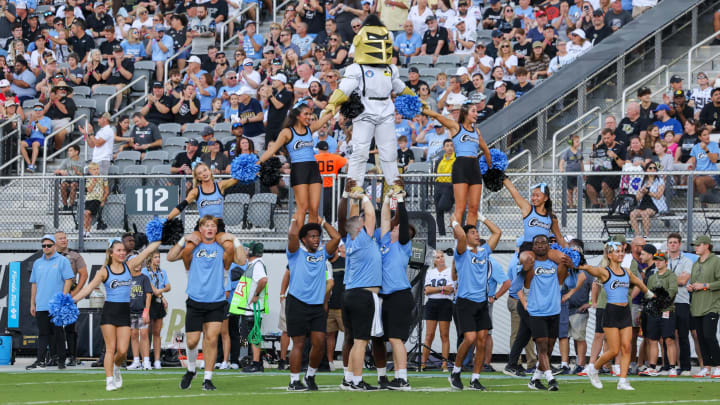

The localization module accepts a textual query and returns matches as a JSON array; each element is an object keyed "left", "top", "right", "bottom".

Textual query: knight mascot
[{"left": 323, "top": 14, "right": 422, "bottom": 193}]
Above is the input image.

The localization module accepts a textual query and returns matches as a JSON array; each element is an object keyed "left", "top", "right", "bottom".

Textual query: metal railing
[
  {"left": 40, "top": 114, "right": 88, "bottom": 180},
  {"left": 687, "top": 30, "right": 720, "bottom": 82},
  {"left": 113, "top": 93, "right": 149, "bottom": 121},
  {"left": 0, "top": 115, "right": 24, "bottom": 173},
  {"left": 163, "top": 45, "right": 191, "bottom": 84},
  {"left": 551, "top": 107, "right": 602, "bottom": 173},
  {"left": 621, "top": 65, "right": 670, "bottom": 117},
  {"left": 218, "top": 4, "right": 258, "bottom": 52},
  {"left": 105, "top": 76, "right": 148, "bottom": 116},
  {"left": 272, "top": 0, "right": 294, "bottom": 23}
]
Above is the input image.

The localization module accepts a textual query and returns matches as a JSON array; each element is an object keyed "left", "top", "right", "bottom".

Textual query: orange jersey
[{"left": 315, "top": 152, "right": 347, "bottom": 188}]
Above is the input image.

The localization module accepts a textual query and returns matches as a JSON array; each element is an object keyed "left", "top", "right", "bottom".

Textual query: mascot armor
[{"left": 323, "top": 14, "right": 421, "bottom": 193}]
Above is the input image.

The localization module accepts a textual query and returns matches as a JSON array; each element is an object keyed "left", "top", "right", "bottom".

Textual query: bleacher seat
[
  {"left": 185, "top": 123, "right": 209, "bottom": 133},
  {"left": 164, "top": 146, "right": 183, "bottom": 158},
  {"left": 22, "top": 99, "right": 39, "bottom": 109},
  {"left": 148, "top": 165, "right": 173, "bottom": 186},
  {"left": 92, "top": 86, "right": 119, "bottom": 116},
  {"left": 74, "top": 98, "right": 96, "bottom": 127},
  {"left": 164, "top": 137, "right": 188, "bottom": 148},
  {"left": 398, "top": 67, "right": 409, "bottom": 78},
  {"left": 132, "top": 61, "right": 156, "bottom": 95},
  {"left": 435, "top": 55, "right": 461, "bottom": 71},
  {"left": 409, "top": 55, "right": 434, "bottom": 68},
  {"left": 102, "top": 194, "right": 126, "bottom": 229},
  {"left": 115, "top": 151, "right": 141, "bottom": 170},
  {"left": 73, "top": 86, "right": 92, "bottom": 98},
  {"left": 247, "top": 193, "right": 276, "bottom": 229},
  {"left": 224, "top": 193, "right": 250, "bottom": 227},
  {"left": 142, "top": 150, "right": 169, "bottom": 167},
  {"left": 405, "top": 161, "right": 431, "bottom": 173},
  {"left": 411, "top": 147, "right": 427, "bottom": 162},
  {"left": 215, "top": 122, "right": 232, "bottom": 132},
  {"left": 119, "top": 165, "right": 147, "bottom": 192},
  {"left": 159, "top": 123, "right": 182, "bottom": 136}
]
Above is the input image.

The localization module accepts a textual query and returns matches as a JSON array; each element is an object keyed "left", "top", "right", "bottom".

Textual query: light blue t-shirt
[
  {"left": 182, "top": 69, "right": 209, "bottom": 86},
  {"left": 243, "top": 33, "right": 265, "bottom": 60},
  {"left": 197, "top": 85, "right": 217, "bottom": 112},
  {"left": 515, "top": 6, "right": 535, "bottom": 28},
  {"left": 455, "top": 243, "right": 506, "bottom": 303},
  {"left": 507, "top": 253, "right": 524, "bottom": 299},
  {"left": 425, "top": 131, "right": 445, "bottom": 159},
  {"left": 527, "top": 259, "right": 561, "bottom": 316},
  {"left": 291, "top": 33, "right": 317, "bottom": 57},
  {"left": 394, "top": 33, "right": 422, "bottom": 57},
  {"left": 313, "top": 135, "right": 337, "bottom": 154},
  {"left": 344, "top": 229, "right": 382, "bottom": 289},
  {"left": 141, "top": 267, "right": 169, "bottom": 290},
  {"left": 287, "top": 245, "right": 330, "bottom": 305},
  {"left": 375, "top": 230, "right": 412, "bottom": 295},
  {"left": 691, "top": 142, "right": 720, "bottom": 171},
  {"left": 486, "top": 256, "right": 507, "bottom": 298},
  {"left": 29, "top": 252, "right": 74, "bottom": 311},
  {"left": 120, "top": 40, "right": 147, "bottom": 59},
  {"left": 395, "top": 119, "right": 413, "bottom": 140},
  {"left": 187, "top": 242, "right": 227, "bottom": 303},
  {"left": 219, "top": 85, "right": 241, "bottom": 109},
  {"left": 151, "top": 35, "right": 175, "bottom": 61},
  {"left": 11, "top": 69, "right": 36, "bottom": 98},
  {"left": 29, "top": 117, "right": 52, "bottom": 140}
]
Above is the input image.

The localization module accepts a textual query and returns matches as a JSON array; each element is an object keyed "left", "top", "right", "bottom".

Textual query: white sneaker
[
  {"left": 680, "top": 370, "right": 692, "bottom": 376},
  {"left": 711, "top": 367, "right": 720, "bottom": 378},
  {"left": 106, "top": 381, "right": 117, "bottom": 391},
  {"left": 230, "top": 363, "right": 240, "bottom": 370},
  {"left": 587, "top": 367, "right": 603, "bottom": 389},
  {"left": 617, "top": 380, "right": 635, "bottom": 391},
  {"left": 126, "top": 362, "right": 141, "bottom": 370},
  {"left": 219, "top": 362, "right": 229, "bottom": 370},
  {"left": 113, "top": 366, "right": 123, "bottom": 388},
  {"left": 669, "top": 368, "right": 678, "bottom": 377},
  {"left": 214, "top": 362, "right": 222, "bottom": 369},
  {"left": 693, "top": 368, "right": 709, "bottom": 378},
  {"left": 143, "top": 361, "right": 152, "bottom": 370},
  {"left": 154, "top": 360, "right": 162, "bottom": 370},
  {"left": 659, "top": 368, "right": 669, "bottom": 376},
  {"left": 612, "top": 365, "right": 621, "bottom": 376},
  {"left": 329, "top": 362, "right": 336, "bottom": 372}
]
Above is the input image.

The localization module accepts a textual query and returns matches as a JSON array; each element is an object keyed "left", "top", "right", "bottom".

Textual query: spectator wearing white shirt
[
  {"left": 237, "top": 58, "right": 261, "bottom": 96},
  {"left": 451, "top": 0, "right": 477, "bottom": 36},
  {"left": 83, "top": 113, "right": 114, "bottom": 175},
  {"left": 632, "top": 0, "right": 657, "bottom": 17},
  {"left": 566, "top": 28, "right": 592, "bottom": 59},
  {"left": 467, "top": 43, "right": 494, "bottom": 82},
  {"left": 55, "top": 3, "right": 84, "bottom": 21},
  {"left": 548, "top": 40, "right": 576, "bottom": 76},
  {"left": 435, "top": 0, "right": 456, "bottom": 30},
  {"left": 494, "top": 40, "right": 518, "bottom": 83},
  {"left": 449, "top": 19, "right": 475, "bottom": 56},
  {"left": 438, "top": 75, "right": 467, "bottom": 114},
  {"left": 293, "top": 62, "right": 320, "bottom": 99},
  {"left": 407, "top": 0, "right": 433, "bottom": 38}
]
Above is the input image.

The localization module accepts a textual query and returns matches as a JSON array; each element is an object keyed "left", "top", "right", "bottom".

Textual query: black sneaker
[
  {"left": 468, "top": 379, "right": 488, "bottom": 391},
  {"left": 288, "top": 380, "right": 308, "bottom": 391},
  {"left": 571, "top": 365, "right": 584, "bottom": 375},
  {"left": 277, "top": 359, "right": 288, "bottom": 370},
  {"left": 547, "top": 379, "right": 559, "bottom": 391},
  {"left": 559, "top": 365, "right": 571, "bottom": 375},
  {"left": 551, "top": 365, "right": 562, "bottom": 376},
  {"left": 26, "top": 361, "right": 46, "bottom": 370},
  {"left": 387, "top": 378, "right": 411, "bottom": 391},
  {"left": 503, "top": 364, "right": 525, "bottom": 377},
  {"left": 377, "top": 376, "right": 390, "bottom": 390},
  {"left": 242, "top": 362, "right": 264, "bottom": 373},
  {"left": 528, "top": 379, "right": 547, "bottom": 390},
  {"left": 340, "top": 378, "right": 353, "bottom": 390},
  {"left": 58, "top": 361, "right": 66, "bottom": 370},
  {"left": 449, "top": 372, "right": 464, "bottom": 390},
  {"left": 202, "top": 379, "right": 216, "bottom": 391},
  {"left": 482, "top": 364, "right": 496, "bottom": 372},
  {"left": 66, "top": 357, "right": 78, "bottom": 367},
  {"left": 179, "top": 371, "right": 196, "bottom": 389},
  {"left": 46, "top": 358, "right": 58, "bottom": 367},
  {"left": 304, "top": 375, "right": 318, "bottom": 391},
  {"left": 351, "top": 380, "right": 377, "bottom": 391}
]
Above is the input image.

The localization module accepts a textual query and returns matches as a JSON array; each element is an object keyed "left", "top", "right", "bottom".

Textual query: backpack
[{"left": 608, "top": 194, "right": 637, "bottom": 218}]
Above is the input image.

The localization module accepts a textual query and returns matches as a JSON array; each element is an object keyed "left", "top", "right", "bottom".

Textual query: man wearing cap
[
  {"left": 528, "top": 10, "right": 549, "bottom": 42},
  {"left": 605, "top": 0, "right": 632, "bottom": 31},
  {"left": 44, "top": 80, "right": 76, "bottom": 151},
  {"left": 172, "top": 84, "right": 200, "bottom": 128},
  {"left": 171, "top": 138, "right": 201, "bottom": 178},
  {"left": 101, "top": 44, "right": 134, "bottom": 112},
  {"left": 0, "top": 0, "right": 18, "bottom": 50},
  {"left": 266, "top": 72, "right": 293, "bottom": 145},
  {"left": 146, "top": 24, "right": 174, "bottom": 82},
  {"left": 217, "top": 71, "right": 241, "bottom": 110},
  {"left": 404, "top": 67, "right": 428, "bottom": 94},
  {"left": 188, "top": 3, "right": 216, "bottom": 57},
  {"left": 585, "top": 9, "right": 612, "bottom": 45},
  {"left": 686, "top": 235, "right": 720, "bottom": 379},
  {"left": 652, "top": 104, "right": 683, "bottom": 139},
  {"left": 420, "top": 15, "right": 449, "bottom": 64},
  {"left": 663, "top": 75, "right": 685, "bottom": 106},
  {"left": 25, "top": 234, "right": 74, "bottom": 370},
  {"left": 141, "top": 81, "right": 176, "bottom": 125},
  {"left": 394, "top": 20, "right": 422, "bottom": 66},
  {"left": 482, "top": 0, "right": 503, "bottom": 29},
  {"left": 196, "top": 125, "right": 221, "bottom": 155},
  {"left": 689, "top": 72, "right": 713, "bottom": 117},
  {"left": 22, "top": 12, "right": 40, "bottom": 44},
  {"left": 669, "top": 90, "right": 694, "bottom": 127},
  {"left": 236, "top": 86, "right": 265, "bottom": 150},
  {"left": 20, "top": 101, "right": 50, "bottom": 172},
  {"left": 86, "top": 1, "right": 113, "bottom": 37},
  {"left": 129, "top": 112, "right": 162, "bottom": 158},
  {"left": 453, "top": 0, "right": 477, "bottom": 35},
  {"left": 242, "top": 20, "right": 264, "bottom": 60},
  {"left": 616, "top": 102, "right": 648, "bottom": 146},
  {"left": 699, "top": 87, "right": 720, "bottom": 132},
  {"left": 586, "top": 128, "right": 626, "bottom": 208},
  {"left": 183, "top": 56, "right": 208, "bottom": 87},
  {"left": 28, "top": 32, "right": 51, "bottom": 70},
  {"left": 450, "top": 17, "right": 475, "bottom": 57},
  {"left": 456, "top": 67, "right": 474, "bottom": 93},
  {"left": 637, "top": 86, "right": 658, "bottom": 121},
  {"left": 468, "top": 43, "right": 494, "bottom": 81},
  {"left": 237, "top": 57, "right": 261, "bottom": 95},
  {"left": 49, "top": 19, "right": 94, "bottom": 63}
]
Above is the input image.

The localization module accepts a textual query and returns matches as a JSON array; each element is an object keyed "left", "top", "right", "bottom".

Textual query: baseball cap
[
  {"left": 491, "top": 30, "right": 503, "bottom": 38},
  {"left": 670, "top": 75, "right": 683, "bottom": 83},
  {"left": 29, "top": 12, "right": 39, "bottom": 19},
  {"left": 94, "top": 1, "right": 104, "bottom": 7},
  {"left": 152, "top": 81, "right": 163, "bottom": 88},
  {"left": 654, "top": 104, "right": 670, "bottom": 112},
  {"left": 425, "top": 15, "right": 437, "bottom": 23},
  {"left": 535, "top": 9, "right": 546, "bottom": 18},
  {"left": 244, "top": 20, "right": 256, "bottom": 28},
  {"left": 15, "top": 1, "right": 26, "bottom": 9},
  {"left": 41, "top": 234, "right": 56, "bottom": 244},
  {"left": 238, "top": 87, "right": 255, "bottom": 95},
  {"left": 431, "top": 120, "right": 442, "bottom": 127},
  {"left": 317, "top": 140, "right": 329, "bottom": 150},
  {"left": 456, "top": 67, "right": 469, "bottom": 76},
  {"left": 263, "top": 45, "right": 274, "bottom": 54},
  {"left": 270, "top": 73, "right": 287, "bottom": 84},
  {"left": 188, "top": 55, "right": 201, "bottom": 64},
  {"left": 493, "top": 81, "right": 506, "bottom": 89},
  {"left": 470, "top": 92, "right": 486, "bottom": 103},
  {"left": 489, "top": 0, "right": 500, "bottom": 3},
  {"left": 532, "top": 41, "right": 543, "bottom": 48},
  {"left": 454, "top": 18, "right": 465, "bottom": 26},
  {"left": 674, "top": 89, "right": 685, "bottom": 98},
  {"left": 242, "top": 58, "right": 254, "bottom": 66},
  {"left": 544, "top": 23, "right": 554, "bottom": 30},
  {"left": 247, "top": 241, "right": 264, "bottom": 257},
  {"left": 155, "top": 24, "right": 166, "bottom": 32},
  {"left": 33, "top": 101, "right": 44, "bottom": 108},
  {"left": 593, "top": 9, "right": 604, "bottom": 17},
  {"left": 637, "top": 86, "right": 651, "bottom": 97},
  {"left": 641, "top": 244, "right": 657, "bottom": 255},
  {"left": 408, "top": 66, "right": 419, "bottom": 73},
  {"left": 361, "top": 0, "right": 372, "bottom": 5},
  {"left": 201, "top": 126, "right": 214, "bottom": 136},
  {"left": 112, "top": 44, "right": 123, "bottom": 53},
  {"left": 271, "top": 58, "right": 282, "bottom": 65},
  {"left": 694, "top": 235, "right": 712, "bottom": 245},
  {"left": 570, "top": 29, "right": 586, "bottom": 39},
  {"left": 4, "top": 99, "right": 17, "bottom": 107},
  {"left": 185, "top": 138, "right": 199, "bottom": 146}
]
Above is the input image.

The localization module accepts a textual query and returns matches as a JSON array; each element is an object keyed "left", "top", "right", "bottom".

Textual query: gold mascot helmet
[{"left": 352, "top": 14, "right": 393, "bottom": 65}]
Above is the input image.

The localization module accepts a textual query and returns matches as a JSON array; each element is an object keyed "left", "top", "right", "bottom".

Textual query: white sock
[
  {"left": 352, "top": 375, "right": 362, "bottom": 384},
  {"left": 587, "top": 363, "right": 596, "bottom": 372},
  {"left": 471, "top": 373, "right": 480, "bottom": 381},
  {"left": 186, "top": 346, "right": 198, "bottom": 373},
  {"left": 453, "top": 365, "right": 462, "bottom": 374},
  {"left": 376, "top": 367, "right": 386, "bottom": 377},
  {"left": 619, "top": 377, "right": 627, "bottom": 384},
  {"left": 544, "top": 370, "right": 554, "bottom": 382},
  {"left": 204, "top": 370, "right": 213, "bottom": 381},
  {"left": 133, "top": 357, "right": 140, "bottom": 363},
  {"left": 307, "top": 366, "right": 317, "bottom": 377},
  {"left": 143, "top": 357, "right": 150, "bottom": 364},
  {"left": 106, "top": 376, "right": 114, "bottom": 384},
  {"left": 396, "top": 369, "right": 407, "bottom": 380},
  {"left": 344, "top": 370, "right": 353, "bottom": 381},
  {"left": 533, "top": 369, "right": 543, "bottom": 380},
  {"left": 561, "top": 361, "right": 568, "bottom": 368},
  {"left": 344, "top": 366, "right": 349, "bottom": 373},
  {"left": 290, "top": 373, "right": 300, "bottom": 382}
]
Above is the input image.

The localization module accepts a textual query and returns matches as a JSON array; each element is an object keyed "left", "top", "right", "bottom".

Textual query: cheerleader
[
  {"left": 258, "top": 99, "right": 334, "bottom": 225},
  {"left": 578, "top": 241, "right": 654, "bottom": 391},
  {"left": 422, "top": 104, "right": 492, "bottom": 226},
  {"left": 73, "top": 238, "right": 162, "bottom": 391}
]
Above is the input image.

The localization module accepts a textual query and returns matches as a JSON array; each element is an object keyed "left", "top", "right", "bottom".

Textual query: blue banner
[{"left": 7, "top": 262, "right": 20, "bottom": 328}]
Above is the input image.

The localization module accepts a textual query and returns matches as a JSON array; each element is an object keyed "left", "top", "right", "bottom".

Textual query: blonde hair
[
  {"left": 198, "top": 215, "right": 220, "bottom": 227},
  {"left": 192, "top": 162, "right": 214, "bottom": 188},
  {"left": 145, "top": 249, "right": 159, "bottom": 270},
  {"left": 88, "top": 162, "right": 99, "bottom": 170}
]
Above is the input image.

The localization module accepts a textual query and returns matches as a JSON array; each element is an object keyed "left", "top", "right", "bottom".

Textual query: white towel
[{"left": 370, "top": 292, "right": 384, "bottom": 338}]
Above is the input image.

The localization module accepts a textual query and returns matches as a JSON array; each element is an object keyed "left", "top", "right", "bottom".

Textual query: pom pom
[
  {"left": 162, "top": 218, "right": 185, "bottom": 245},
  {"left": 231, "top": 154, "right": 260, "bottom": 184},
  {"left": 259, "top": 157, "right": 282, "bottom": 187},
  {"left": 551, "top": 243, "right": 582, "bottom": 268},
  {"left": 48, "top": 293, "right": 79, "bottom": 327},
  {"left": 482, "top": 168, "right": 507, "bottom": 192},
  {"left": 394, "top": 95, "right": 423, "bottom": 120},
  {"left": 479, "top": 148, "right": 509, "bottom": 175},
  {"left": 145, "top": 217, "right": 166, "bottom": 243},
  {"left": 340, "top": 92, "right": 364, "bottom": 119},
  {"left": 644, "top": 287, "right": 673, "bottom": 317}
]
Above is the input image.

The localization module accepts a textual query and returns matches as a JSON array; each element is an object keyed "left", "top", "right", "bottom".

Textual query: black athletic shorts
[
  {"left": 454, "top": 297, "right": 491, "bottom": 334},
  {"left": 342, "top": 288, "right": 376, "bottom": 340},
  {"left": 603, "top": 303, "right": 632, "bottom": 329},
  {"left": 239, "top": 314, "right": 262, "bottom": 339},
  {"left": 193, "top": 218, "right": 226, "bottom": 233},
  {"left": 290, "top": 161, "right": 322, "bottom": 187},
  {"left": 286, "top": 294, "right": 326, "bottom": 337},
  {"left": 645, "top": 311, "right": 676, "bottom": 340},
  {"left": 85, "top": 199, "right": 101, "bottom": 216},
  {"left": 424, "top": 298, "right": 454, "bottom": 322},
  {"left": 380, "top": 289, "right": 414, "bottom": 341},
  {"left": 149, "top": 297, "right": 166, "bottom": 320},
  {"left": 595, "top": 308, "right": 605, "bottom": 334},
  {"left": 529, "top": 314, "right": 560, "bottom": 339},
  {"left": 519, "top": 241, "right": 533, "bottom": 254},
  {"left": 587, "top": 173, "right": 620, "bottom": 193},
  {"left": 451, "top": 156, "right": 482, "bottom": 185},
  {"left": 185, "top": 298, "right": 226, "bottom": 332},
  {"left": 100, "top": 301, "right": 131, "bottom": 327}
]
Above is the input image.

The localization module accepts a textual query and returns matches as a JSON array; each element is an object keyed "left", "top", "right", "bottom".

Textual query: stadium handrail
[
  {"left": 621, "top": 65, "right": 669, "bottom": 118},
  {"left": 163, "top": 45, "right": 191, "bottom": 84},
  {"left": 551, "top": 106, "right": 602, "bottom": 174},
  {"left": 0, "top": 115, "right": 25, "bottom": 173},
  {"left": 105, "top": 76, "right": 149, "bottom": 117},
  {"left": 218, "top": 5, "right": 257, "bottom": 52},
  {"left": 40, "top": 114, "right": 88, "bottom": 181},
  {"left": 687, "top": 30, "right": 720, "bottom": 82},
  {"left": 112, "top": 93, "right": 149, "bottom": 121}
]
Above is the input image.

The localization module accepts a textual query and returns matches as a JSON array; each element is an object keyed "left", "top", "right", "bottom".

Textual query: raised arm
[
  {"left": 477, "top": 129, "right": 492, "bottom": 168},
  {"left": 360, "top": 194, "right": 376, "bottom": 236},
  {"left": 502, "top": 177, "right": 532, "bottom": 216},
  {"left": 309, "top": 109, "right": 334, "bottom": 132},
  {"left": 422, "top": 106, "right": 460, "bottom": 134},
  {"left": 258, "top": 129, "right": 291, "bottom": 163},
  {"left": 578, "top": 264, "right": 610, "bottom": 283},
  {"left": 167, "top": 187, "right": 199, "bottom": 220},
  {"left": 323, "top": 220, "right": 341, "bottom": 257},
  {"left": 479, "top": 214, "right": 502, "bottom": 251},
  {"left": 73, "top": 267, "right": 108, "bottom": 302},
  {"left": 127, "top": 241, "right": 162, "bottom": 270},
  {"left": 288, "top": 216, "right": 300, "bottom": 253},
  {"left": 450, "top": 214, "right": 467, "bottom": 255},
  {"left": 380, "top": 191, "right": 393, "bottom": 238}
]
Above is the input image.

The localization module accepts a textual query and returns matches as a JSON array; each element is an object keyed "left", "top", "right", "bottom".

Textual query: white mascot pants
[{"left": 347, "top": 116, "right": 399, "bottom": 187}]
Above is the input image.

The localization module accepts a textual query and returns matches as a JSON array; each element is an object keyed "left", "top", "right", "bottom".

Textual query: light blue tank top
[
  {"left": 522, "top": 206, "right": 553, "bottom": 243},
  {"left": 452, "top": 125, "right": 480, "bottom": 158},
  {"left": 197, "top": 182, "right": 224, "bottom": 219},
  {"left": 187, "top": 242, "right": 227, "bottom": 303},
  {"left": 527, "top": 259, "right": 561, "bottom": 316},
  {"left": 287, "top": 126, "right": 316, "bottom": 163},
  {"left": 604, "top": 266, "right": 630, "bottom": 304},
  {"left": 104, "top": 263, "right": 132, "bottom": 303}
]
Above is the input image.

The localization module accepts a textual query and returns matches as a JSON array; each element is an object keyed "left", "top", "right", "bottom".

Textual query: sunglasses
[
  {"left": 42, "top": 244, "right": 54, "bottom": 248},
  {"left": 280, "top": 33, "right": 289, "bottom": 37},
  {"left": 34, "top": 107, "right": 43, "bottom": 111},
  {"left": 232, "top": 123, "right": 243, "bottom": 128},
  {"left": 228, "top": 76, "right": 237, "bottom": 79},
  {"left": 501, "top": 45, "right": 510, "bottom": 48},
  {"left": 352, "top": 25, "right": 361, "bottom": 29},
  {"left": 647, "top": 166, "right": 657, "bottom": 170}
]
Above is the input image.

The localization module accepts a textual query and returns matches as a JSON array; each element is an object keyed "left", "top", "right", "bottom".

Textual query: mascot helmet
[{"left": 352, "top": 14, "right": 392, "bottom": 65}]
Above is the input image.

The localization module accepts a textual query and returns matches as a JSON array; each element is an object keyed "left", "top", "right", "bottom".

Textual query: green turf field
[{"left": 1, "top": 370, "right": 719, "bottom": 405}]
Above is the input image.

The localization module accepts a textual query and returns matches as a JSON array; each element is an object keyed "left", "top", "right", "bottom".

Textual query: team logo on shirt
[
  {"left": 306, "top": 255, "right": 324, "bottom": 263},
  {"left": 293, "top": 140, "right": 314, "bottom": 150},
  {"left": 196, "top": 249, "right": 218, "bottom": 258},
  {"left": 109, "top": 279, "right": 132, "bottom": 289},
  {"left": 365, "top": 70, "right": 374, "bottom": 78},
  {"left": 610, "top": 280, "right": 630, "bottom": 290},
  {"left": 199, "top": 199, "right": 223, "bottom": 208},
  {"left": 528, "top": 218, "right": 552, "bottom": 230},
  {"left": 534, "top": 266, "right": 556, "bottom": 276},
  {"left": 471, "top": 256, "right": 486, "bottom": 265},
  {"left": 459, "top": 133, "right": 479, "bottom": 144}
]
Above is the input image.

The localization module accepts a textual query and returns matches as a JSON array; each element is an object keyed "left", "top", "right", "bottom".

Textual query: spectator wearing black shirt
[
  {"left": 99, "top": 26, "right": 120, "bottom": 61},
  {"left": 266, "top": 72, "right": 293, "bottom": 145},
  {"left": 513, "top": 28, "right": 532, "bottom": 67},
  {"left": 171, "top": 138, "right": 200, "bottom": 177},
  {"left": 44, "top": 81, "right": 76, "bottom": 151},
  {"left": 202, "top": 139, "right": 231, "bottom": 173},
  {"left": 102, "top": 45, "right": 134, "bottom": 112},
  {"left": 638, "top": 86, "right": 658, "bottom": 121},
  {"left": 487, "top": 80, "right": 507, "bottom": 112},
  {"left": 85, "top": 2, "right": 113, "bottom": 37},
  {"left": 699, "top": 88, "right": 720, "bottom": 132},
  {"left": 167, "top": 14, "right": 190, "bottom": 70},
  {"left": 129, "top": 112, "right": 163, "bottom": 157},
  {"left": 405, "top": 66, "right": 428, "bottom": 93},
  {"left": 22, "top": 13, "right": 40, "bottom": 45},
  {"left": 397, "top": 136, "right": 414, "bottom": 171},
  {"left": 587, "top": 128, "right": 627, "bottom": 208},
  {"left": 420, "top": 15, "right": 449, "bottom": 64},
  {"left": 299, "top": 0, "right": 325, "bottom": 34},
  {"left": 482, "top": 0, "right": 503, "bottom": 29},
  {"left": 198, "top": 126, "right": 225, "bottom": 154},
  {"left": 141, "top": 82, "right": 176, "bottom": 125},
  {"left": 584, "top": 9, "right": 612, "bottom": 46},
  {"left": 172, "top": 83, "right": 200, "bottom": 129},
  {"left": 486, "top": 30, "right": 503, "bottom": 59},
  {"left": 669, "top": 90, "right": 694, "bottom": 126},
  {"left": 616, "top": 102, "right": 649, "bottom": 146},
  {"left": 49, "top": 19, "right": 94, "bottom": 63},
  {"left": 205, "top": 0, "right": 228, "bottom": 24},
  {"left": 513, "top": 67, "right": 534, "bottom": 96},
  {"left": 604, "top": 0, "right": 632, "bottom": 32},
  {"left": 236, "top": 87, "right": 265, "bottom": 150}
]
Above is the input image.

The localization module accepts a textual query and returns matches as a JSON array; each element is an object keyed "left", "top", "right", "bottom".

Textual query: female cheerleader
[
  {"left": 578, "top": 241, "right": 654, "bottom": 391},
  {"left": 421, "top": 249, "right": 455, "bottom": 372},
  {"left": 422, "top": 104, "right": 492, "bottom": 226},
  {"left": 503, "top": 178, "right": 568, "bottom": 268},
  {"left": 142, "top": 250, "right": 171, "bottom": 369},
  {"left": 73, "top": 238, "right": 161, "bottom": 391},
  {"left": 258, "top": 99, "right": 334, "bottom": 225}
]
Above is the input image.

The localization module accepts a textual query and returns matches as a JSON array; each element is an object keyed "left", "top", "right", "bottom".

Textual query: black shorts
[
  {"left": 587, "top": 173, "right": 620, "bottom": 192},
  {"left": 603, "top": 303, "right": 632, "bottom": 329},
  {"left": 424, "top": 298, "right": 454, "bottom": 321},
  {"left": 380, "top": 289, "right": 414, "bottom": 341},
  {"left": 645, "top": 311, "right": 676, "bottom": 340},
  {"left": 85, "top": 199, "right": 101, "bottom": 216},
  {"left": 342, "top": 288, "right": 375, "bottom": 340},
  {"left": 286, "top": 294, "right": 326, "bottom": 337},
  {"left": 529, "top": 314, "right": 560, "bottom": 339},
  {"left": 239, "top": 314, "right": 262, "bottom": 339},
  {"left": 290, "top": 161, "right": 322, "bottom": 187},
  {"left": 451, "top": 156, "right": 482, "bottom": 185},
  {"left": 149, "top": 297, "right": 166, "bottom": 320},
  {"left": 185, "top": 298, "right": 226, "bottom": 332},
  {"left": 519, "top": 241, "right": 533, "bottom": 254},
  {"left": 193, "top": 218, "right": 226, "bottom": 233},
  {"left": 454, "top": 297, "right": 491, "bottom": 334},
  {"left": 595, "top": 308, "right": 605, "bottom": 334},
  {"left": 100, "top": 301, "right": 131, "bottom": 327},
  {"left": 566, "top": 176, "right": 578, "bottom": 190}
]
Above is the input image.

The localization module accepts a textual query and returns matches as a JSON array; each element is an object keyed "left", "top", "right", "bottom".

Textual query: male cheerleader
[
  {"left": 449, "top": 213, "right": 509, "bottom": 391},
  {"left": 167, "top": 216, "right": 246, "bottom": 391},
  {"left": 520, "top": 234, "right": 569, "bottom": 391},
  {"left": 286, "top": 217, "right": 341, "bottom": 391}
]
